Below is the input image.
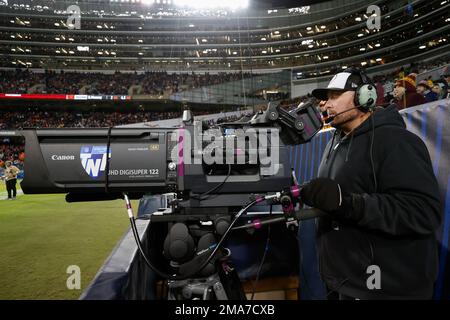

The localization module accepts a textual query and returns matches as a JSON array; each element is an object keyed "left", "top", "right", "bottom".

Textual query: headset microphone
[
  {"left": 322, "top": 97, "right": 375, "bottom": 124},
  {"left": 322, "top": 106, "right": 360, "bottom": 124}
]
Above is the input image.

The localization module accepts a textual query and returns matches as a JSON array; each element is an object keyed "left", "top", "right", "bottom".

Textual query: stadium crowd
[
  {"left": 1, "top": 59, "right": 449, "bottom": 168},
  {"left": 0, "top": 58, "right": 447, "bottom": 101},
  {"left": 0, "top": 141, "right": 24, "bottom": 171},
  {"left": 0, "top": 110, "right": 185, "bottom": 130},
  {"left": 0, "top": 70, "right": 251, "bottom": 96}
]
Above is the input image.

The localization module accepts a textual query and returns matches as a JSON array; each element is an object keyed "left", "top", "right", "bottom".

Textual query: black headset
[{"left": 343, "top": 67, "right": 378, "bottom": 112}]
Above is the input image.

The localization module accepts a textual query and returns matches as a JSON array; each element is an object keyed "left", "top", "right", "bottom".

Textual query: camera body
[
  {"left": 20, "top": 100, "right": 322, "bottom": 208},
  {"left": 17, "top": 100, "right": 323, "bottom": 299}
]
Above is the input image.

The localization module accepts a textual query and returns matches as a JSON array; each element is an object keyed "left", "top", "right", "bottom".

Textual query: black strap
[{"left": 105, "top": 126, "right": 112, "bottom": 194}]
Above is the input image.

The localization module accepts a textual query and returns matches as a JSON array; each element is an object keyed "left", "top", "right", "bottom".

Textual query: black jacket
[{"left": 317, "top": 105, "right": 442, "bottom": 299}]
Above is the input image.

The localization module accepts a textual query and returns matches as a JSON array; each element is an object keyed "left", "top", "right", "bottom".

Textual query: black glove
[{"left": 300, "top": 177, "right": 345, "bottom": 212}]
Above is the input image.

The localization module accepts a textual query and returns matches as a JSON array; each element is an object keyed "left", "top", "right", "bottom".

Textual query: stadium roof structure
[{"left": 0, "top": 0, "right": 448, "bottom": 78}]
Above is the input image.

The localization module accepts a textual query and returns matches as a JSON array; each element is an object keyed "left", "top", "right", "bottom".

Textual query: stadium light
[
  {"left": 172, "top": 0, "right": 248, "bottom": 9},
  {"left": 77, "top": 46, "right": 89, "bottom": 52}
]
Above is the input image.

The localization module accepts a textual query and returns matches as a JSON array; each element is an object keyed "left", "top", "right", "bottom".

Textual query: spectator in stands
[
  {"left": 382, "top": 78, "right": 395, "bottom": 104},
  {"left": 416, "top": 80, "right": 438, "bottom": 103},
  {"left": 431, "top": 84, "right": 445, "bottom": 100},
  {"left": 393, "top": 73, "right": 425, "bottom": 109},
  {"left": 392, "top": 85, "right": 406, "bottom": 109},
  {"left": 398, "top": 67, "right": 405, "bottom": 79},
  {"left": 427, "top": 75, "right": 434, "bottom": 88},
  {"left": 1, "top": 160, "right": 20, "bottom": 200},
  {"left": 440, "top": 73, "right": 450, "bottom": 98},
  {"left": 375, "top": 80, "right": 385, "bottom": 106}
]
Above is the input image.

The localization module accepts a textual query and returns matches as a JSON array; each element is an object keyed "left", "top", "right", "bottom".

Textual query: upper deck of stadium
[{"left": 0, "top": 0, "right": 448, "bottom": 77}]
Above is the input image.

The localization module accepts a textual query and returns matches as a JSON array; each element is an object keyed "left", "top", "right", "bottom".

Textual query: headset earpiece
[
  {"left": 345, "top": 67, "right": 377, "bottom": 111},
  {"left": 341, "top": 67, "right": 378, "bottom": 111},
  {"left": 356, "top": 83, "right": 377, "bottom": 111}
]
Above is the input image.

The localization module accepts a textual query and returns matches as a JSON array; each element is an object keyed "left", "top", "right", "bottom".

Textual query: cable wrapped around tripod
[
  {"left": 126, "top": 193, "right": 258, "bottom": 281},
  {"left": 126, "top": 192, "right": 326, "bottom": 281}
]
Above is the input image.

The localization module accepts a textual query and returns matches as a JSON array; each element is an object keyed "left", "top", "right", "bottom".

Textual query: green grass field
[{"left": 0, "top": 182, "right": 139, "bottom": 299}]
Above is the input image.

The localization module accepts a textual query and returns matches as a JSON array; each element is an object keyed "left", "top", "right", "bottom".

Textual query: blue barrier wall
[{"left": 290, "top": 99, "right": 450, "bottom": 300}]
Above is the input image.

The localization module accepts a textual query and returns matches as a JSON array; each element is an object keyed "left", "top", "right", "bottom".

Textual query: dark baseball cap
[{"left": 312, "top": 71, "right": 364, "bottom": 101}]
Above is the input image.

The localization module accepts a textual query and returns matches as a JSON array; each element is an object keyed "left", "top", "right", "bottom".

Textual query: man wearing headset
[{"left": 300, "top": 68, "right": 442, "bottom": 299}]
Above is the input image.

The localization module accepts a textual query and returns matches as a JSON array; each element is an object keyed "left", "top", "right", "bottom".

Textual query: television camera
[{"left": 19, "top": 100, "right": 325, "bottom": 300}]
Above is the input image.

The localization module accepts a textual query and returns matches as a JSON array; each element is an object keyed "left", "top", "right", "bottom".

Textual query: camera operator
[{"left": 300, "top": 68, "right": 442, "bottom": 299}]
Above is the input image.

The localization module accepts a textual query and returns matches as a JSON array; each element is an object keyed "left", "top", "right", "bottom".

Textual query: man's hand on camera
[{"left": 300, "top": 177, "right": 345, "bottom": 212}]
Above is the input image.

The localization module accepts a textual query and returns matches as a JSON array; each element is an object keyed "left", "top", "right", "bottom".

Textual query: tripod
[
  {"left": 167, "top": 249, "right": 246, "bottom": 300},
  {"left": 126, "top": 192, "right": 326, "bottom": 301}
]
